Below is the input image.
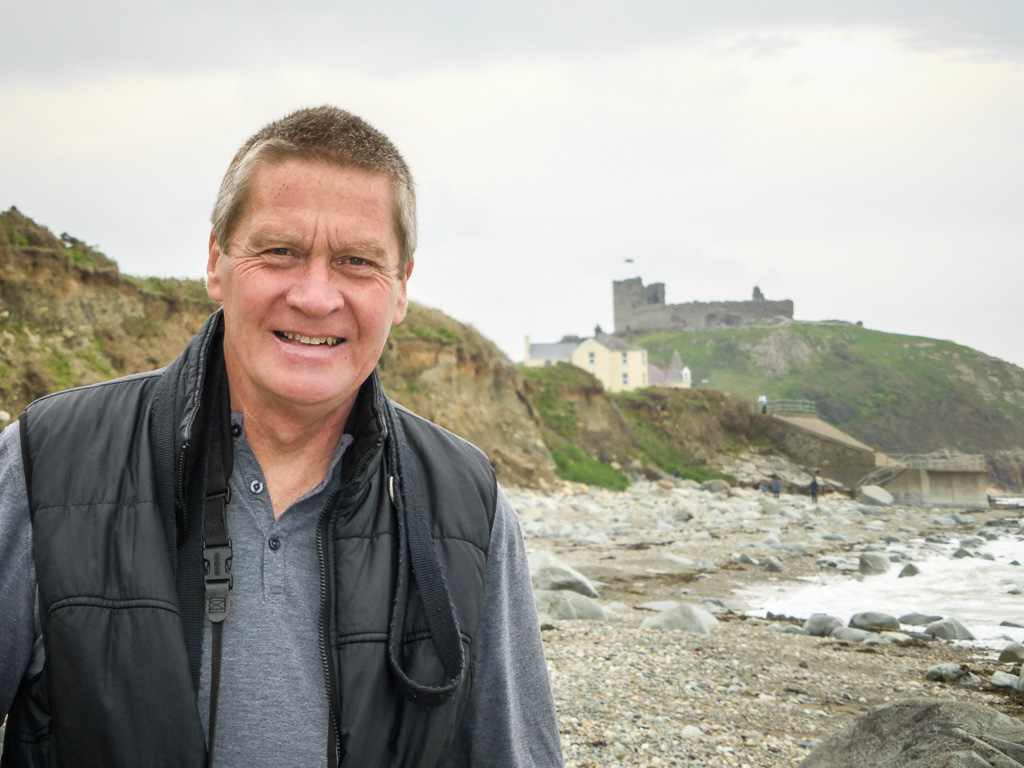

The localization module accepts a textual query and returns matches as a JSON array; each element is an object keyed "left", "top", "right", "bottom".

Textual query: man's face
[{"left": 206, "top": 159, "right": 411, "bottom": 418}]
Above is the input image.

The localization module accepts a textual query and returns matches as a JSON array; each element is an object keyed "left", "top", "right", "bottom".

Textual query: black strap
[
  {"left": 202, "top": 365, "right": 233, "bottom": 766},
  {"left": 382, "top": 393, "right": 465, "bottom": 708}
]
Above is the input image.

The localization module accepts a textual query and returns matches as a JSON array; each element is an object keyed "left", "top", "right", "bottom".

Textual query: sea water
[{"left": 735, "top": 535, "right": 1024, "bottom": 651}]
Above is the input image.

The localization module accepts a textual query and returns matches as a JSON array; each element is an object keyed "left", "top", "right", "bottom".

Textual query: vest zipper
[
  {"left": 317, "top": 435, "right": 385, "bottom": 767},
  {"left": 317, "top": 489, "right": 342, "bottom": 768}
]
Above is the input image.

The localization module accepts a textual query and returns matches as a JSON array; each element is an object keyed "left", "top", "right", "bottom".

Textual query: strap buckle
[{"left": 203, "top": 541, "right": 233, "bottom": 623}]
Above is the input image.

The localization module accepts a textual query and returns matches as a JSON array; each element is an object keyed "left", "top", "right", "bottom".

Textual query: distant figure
[
  {"left": 674, "top": 469, "right": 681, "bottom": 479},
  {"left": 758, "top": 394, "right": 768, "bottom": 414},
  {"left": 810, "top": 476, "right": 819, "bottom": 503},
  {"left": 772, "top": 476, "right": 782, "bottom": 499},
  {"left": 681, "top": 364, "right": 692, "bottom": 388}
]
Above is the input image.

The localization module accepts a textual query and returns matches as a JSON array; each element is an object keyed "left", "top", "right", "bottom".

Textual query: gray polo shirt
[{"left": 0, "top": 419, "right": 563, "bottom": 767}]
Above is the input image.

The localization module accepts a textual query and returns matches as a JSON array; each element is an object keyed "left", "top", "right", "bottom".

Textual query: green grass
[
  {"left": 634, "top": 323, "right": 1024, "bottom": 454},
  {"left": 545, "top": 432, "right": 629, "bottom": 490},
  {"left": 44, "top": 350, "right": 75, "bottom": 392}
]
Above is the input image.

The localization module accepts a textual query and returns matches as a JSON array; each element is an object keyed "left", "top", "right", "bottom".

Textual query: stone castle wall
[{"left": 613, "top": 277, "right": 794, "bottom": 334}]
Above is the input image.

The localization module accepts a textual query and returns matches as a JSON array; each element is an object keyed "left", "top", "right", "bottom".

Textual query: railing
[
  {"left": 895, "top": 453, "right": 987, "bottom": 472},
  {"left": 766, "top": 399, "right": 818, "bottom": 416}
]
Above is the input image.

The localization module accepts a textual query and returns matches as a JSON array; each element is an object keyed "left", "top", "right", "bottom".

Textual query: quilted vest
[{"left": 2, "top": 312, "right": 496, "bottom": 768}]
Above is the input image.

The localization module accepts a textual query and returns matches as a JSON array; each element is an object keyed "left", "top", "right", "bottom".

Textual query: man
[{"left": 0, "top": 106, "right": 563, "bottom": 767}]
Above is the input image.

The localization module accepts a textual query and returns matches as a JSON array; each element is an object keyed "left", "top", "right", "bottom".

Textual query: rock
[
  {"left": 858, "top": 552, "right": 890, "bottom": 575},
  {"left": 533, "top": 589, "right": 607, "bottom": 622},
  {"left": 798, "top": 698, "right": 1024, "bottom": 768},
  {"left": 900, "top": 612, "right": 943, "bottom": 626},
  {"left": 639, "top": 604, "right": 718, "bottom": 633},
  {"left": 952, "top": 548, "right": 973, "bottom": 559},
  {"left": 732, "top": 552, "right": 759, "bottom": 565},
  {"left": 899, "top": 563, "right": 920, "bottom": 578},
  {"left": 804, "top": 614, "right": 843, "bottom": 637},
  {"left": 878, "top": 631, "right": 914, "bottom": 645},
  {"left": 992, "top": 671, "right": 1020, "bottom": 689},
  {"left": 763, "top": 556, "right": 786, "bottom": 573},
  {"left": 849, "top": 612, "right": 900, "bottom": 632},
  {"left": 925, "top": 663, "right": 974, "bottom": 683},
  {"left": 696, "top": 558, "right": 717, "bottom": 572},
  {"left": 529, "top": 551, "right": 599, "bottom": 597},
  {"left": 832, "top": 627, "right": 872, "bottom": 643},
  {"left": 999, "top": 642, "right": 1024, "bottom": 663},
  {"left": 1002, "top": 620, "right": 1024, "bottom": 628},
  {"left": 856, "top": 485, "right": 894, "bottom": 506},
  {"left": 656, "top": 478, "right": 676, "bottom": 491},
  {"left": 925, "top": 618, "right": 975, "bottom": 641},
  {"left": 700, "top": 479, "right": 730, "bottom": 494}
]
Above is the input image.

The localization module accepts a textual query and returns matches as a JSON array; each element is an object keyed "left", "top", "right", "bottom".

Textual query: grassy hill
[{"left": 637, "top": 323, "right": 1024, "bottom": 455}]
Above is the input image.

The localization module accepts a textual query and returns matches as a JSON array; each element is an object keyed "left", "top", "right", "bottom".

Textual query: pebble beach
[{"left": 511, "top": 459, "right": 1024, "bottom": 766}]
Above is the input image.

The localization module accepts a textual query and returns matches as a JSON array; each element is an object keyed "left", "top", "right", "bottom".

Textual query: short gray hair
[{"left": 211, "top": 106, "right": 416, "bottom": 272}]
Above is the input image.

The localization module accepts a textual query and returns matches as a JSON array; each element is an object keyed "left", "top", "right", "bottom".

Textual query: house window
[
  {"left": 621, "top": 352, "right": 628, "bottom": 364},
  {"left": 622, "top": 373, "right": 629, "bottom": 386},
  {"left": 588, "top": 351, "right": 595, "bottom": 365}
]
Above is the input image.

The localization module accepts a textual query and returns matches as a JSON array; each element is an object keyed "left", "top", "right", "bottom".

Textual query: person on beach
[
  {"left": 772, "top": 476, "right": 782, "bottom": 499},
  {"left": 810, "top": 474, "right": 820, "bottom": 503},
  {"left": 0, "top": 106, "right": 563, "bottom": 767}
]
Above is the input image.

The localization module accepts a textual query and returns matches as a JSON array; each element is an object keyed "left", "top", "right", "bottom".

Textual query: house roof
[
  {"left": 594, "top": 331, "right": 643, "bottom": 352},
  {"left": 529, "top": 342, "right": 578, "bottom": 361}
]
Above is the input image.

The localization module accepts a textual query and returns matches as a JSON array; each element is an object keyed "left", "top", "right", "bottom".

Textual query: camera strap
[{"left": 202, "top": 364, "right": 233, "bottom": 766}]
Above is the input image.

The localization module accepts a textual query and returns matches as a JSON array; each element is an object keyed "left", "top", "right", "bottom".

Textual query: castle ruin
[{"left": 613, "top": 278, "right": 794, "bottom": 335}]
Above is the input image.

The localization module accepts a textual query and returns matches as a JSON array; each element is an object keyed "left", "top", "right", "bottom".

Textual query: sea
[{"left": 735, "top": 529, "right": 1024, "bottom": 653}]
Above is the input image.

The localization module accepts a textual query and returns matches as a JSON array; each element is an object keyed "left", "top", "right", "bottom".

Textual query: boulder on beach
[
  {"left": 850, "top": 611, "right": 900, "bottom": 633},
  {"left": 529, "top": 551, "right": 599, "bottom": 598},
  {"left": 856, "top": 484, "right": 894, "bottom": 506},
  {"left": 798, "top": 698, "right": 1024, "bottom": 768},
  {"left": 925, "top": 618, "right": 975, "bottom": 641},
  {"left": 1000, "top": 642, "right": 1024, "bottom": 664},
  {"left": 639, "top": 604, "right": 718, "bottom": 633},
  {"left": 700, "top": 479, "right": 730, "bottom": 494},
  {"left": 859, "top": 552, "right": 890, "bottom": 575},
  {"left": 805, "top": 614, "right": 844, "bottom": 637},
  {"left": 533, "top": 589, "right": 607, "bottom": 622}
]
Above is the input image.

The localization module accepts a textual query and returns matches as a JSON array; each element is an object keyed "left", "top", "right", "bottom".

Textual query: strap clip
[{"left": 203, "top": 541, "right": 233, "bottom": 623}]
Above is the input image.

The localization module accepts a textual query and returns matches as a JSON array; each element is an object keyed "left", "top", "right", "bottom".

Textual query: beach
[{"left": 512, "top": 476, "right": 1024, "bottom": 766}]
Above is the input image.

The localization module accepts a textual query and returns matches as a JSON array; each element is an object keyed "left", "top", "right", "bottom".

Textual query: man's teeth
[{"left": 279, "top": 332, "right": 342, "bottom": 346}]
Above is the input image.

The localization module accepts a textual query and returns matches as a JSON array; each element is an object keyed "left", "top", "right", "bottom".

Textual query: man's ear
[
  {"left": 392, "top": 258, "right": 414, "bottom": 325},
  {"left": 206, "top": 232, "right": 224, "bottom": 301}
]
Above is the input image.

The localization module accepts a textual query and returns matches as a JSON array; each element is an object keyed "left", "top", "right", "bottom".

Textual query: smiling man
[{"left": 0, "top": 107, "right": 563, "bottom": 768}]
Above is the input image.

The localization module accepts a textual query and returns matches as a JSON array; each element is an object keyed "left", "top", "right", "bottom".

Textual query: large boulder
[
  {"left": 804, "top": 614, "right": 843, "bottom": 637},
  {"left": 528, "top": 551, "right": 599, "bottom": 597},
  {"left": 926, "top": 618, "right": 975, "bottom": 641},
  {"left": 857, "top": 485, "right": 894, "bottom": 506},
  {"left": 798, "top": 698, "right": 1024, "bottom": 767},
  {"left": 639, "top": 604, "right": 719, "bottom": 633},
  {"left": 533, "top": 589, "right": 607, "bottom": 622},
  {"left": 859, "top": 552, "right": 891, "bottom": 575},
  {"left": 850, "top": 612, "right": 901, "bottom": 632}
]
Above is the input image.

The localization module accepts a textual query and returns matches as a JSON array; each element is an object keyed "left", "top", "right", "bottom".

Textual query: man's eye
[
  {"left": 346, "top": 256, "right": 367, "bottom": 267},
  {"left": 270, "top": 248, "right": 292, "bottom": 256}
]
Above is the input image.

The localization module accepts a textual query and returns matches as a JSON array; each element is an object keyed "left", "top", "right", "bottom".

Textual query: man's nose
[{"left": 286, "top": 259, "right": 344, "bottom": 316}]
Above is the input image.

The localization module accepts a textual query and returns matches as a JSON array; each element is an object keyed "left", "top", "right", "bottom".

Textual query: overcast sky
[{"left": 3, "top": 1, "right": 1022, "bottom": 369}]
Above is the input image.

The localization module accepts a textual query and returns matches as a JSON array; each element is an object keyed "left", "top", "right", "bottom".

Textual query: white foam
[{"left": 735, "top": 536, "right": 1024, "bottom": 648}]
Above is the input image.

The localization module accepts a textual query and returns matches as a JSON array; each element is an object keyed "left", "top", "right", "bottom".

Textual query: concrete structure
[
  {"left": 880, "top": 454, "right": 988, "bottom": 507},
  {"left": 771, "top": 414, "right": 881, "bottom": 488},
  {"left": 614, "top": 278, "right": 794, "bottom": 335},
  {"left": 524, "top": 331, "right": 648, "bottom": 392}
]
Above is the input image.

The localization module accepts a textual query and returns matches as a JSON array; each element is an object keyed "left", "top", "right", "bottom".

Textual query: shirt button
[
  {"left": 250, "top": 480, "right": 264, "bottom": 494},
  {"left": 268, "top": 536, "right": 281, "bottom": 551},
  {"left": 231, "top": 424, "right": 242, "bottom": 438}
]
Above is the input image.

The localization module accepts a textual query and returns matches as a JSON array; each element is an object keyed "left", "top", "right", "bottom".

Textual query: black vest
[{"left": 2, "top": 312, "right": 496, "bottom": 768}]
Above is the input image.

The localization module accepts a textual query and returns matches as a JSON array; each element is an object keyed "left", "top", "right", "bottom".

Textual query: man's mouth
[{"left": 275, "top": 331, "right": 344, "bottom": 347}]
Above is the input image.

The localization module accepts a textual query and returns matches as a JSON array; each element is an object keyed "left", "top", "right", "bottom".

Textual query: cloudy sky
[{"left": 3, "top": 1, "right": 1022, "bottom": 369}]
